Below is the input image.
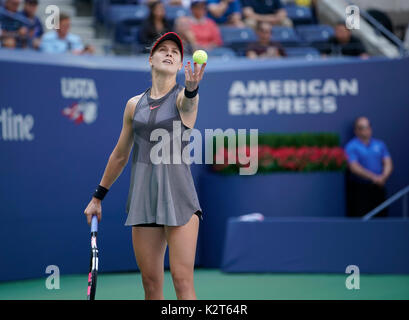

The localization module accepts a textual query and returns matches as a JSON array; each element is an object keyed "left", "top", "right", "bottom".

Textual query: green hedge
[{"left": 211, "top": 132, "right": 340, "bottom": 153}]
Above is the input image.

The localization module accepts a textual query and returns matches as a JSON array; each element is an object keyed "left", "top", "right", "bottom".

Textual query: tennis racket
[{"left": 87, "top": 215, "right": 99, "bottom": 300}]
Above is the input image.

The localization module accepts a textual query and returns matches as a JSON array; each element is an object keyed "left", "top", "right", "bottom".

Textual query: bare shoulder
[
  {"left": 127, "top": 93, "right": 143, "bottom": 110},
  {"left": 125, "top": 93, "right": 144, "bottom": 118}
]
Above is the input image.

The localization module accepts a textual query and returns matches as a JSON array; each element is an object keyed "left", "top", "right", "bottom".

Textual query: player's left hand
[{"left": 185, "top": 61, "right": 206, "bottom": 92}]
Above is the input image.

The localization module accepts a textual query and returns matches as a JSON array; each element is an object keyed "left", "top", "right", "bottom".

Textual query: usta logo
[
  {"left": 61, "top": 78, "right": 98, "bottom": 125},
  {"left": 62, "top": 102, "right": 97, "bottom": 124}
]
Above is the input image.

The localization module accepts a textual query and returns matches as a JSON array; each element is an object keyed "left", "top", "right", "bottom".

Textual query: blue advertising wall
[
  {"left": 222, "top": 218, "right": 409, "bottom": 274},
  {"left": 0, "top": 50, "right": 408, "bottom": 280}
]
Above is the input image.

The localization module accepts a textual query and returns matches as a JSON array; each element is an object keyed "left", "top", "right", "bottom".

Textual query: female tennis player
[{"left": 84, "top": 32, "right": 206, "bottom": 300}]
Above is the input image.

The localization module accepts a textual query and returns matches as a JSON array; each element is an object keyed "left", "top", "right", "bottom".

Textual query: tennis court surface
[{"left": 1, "top": 269, "right": 408, "bottom": 300}]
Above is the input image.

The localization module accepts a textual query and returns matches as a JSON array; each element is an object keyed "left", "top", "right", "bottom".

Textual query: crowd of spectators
[
  {"left": 246, "top": 21, "right": 286, "bottom": 59},
  {"left": 139, "top": 1, "right": 172, "bottom": 46},
  {"left": 137, "top": 0, "right": 295, "bottom": 57},
  {"left": 0, "top": 0, "right": 376, "bottom": 59},
  {"left": 0, "top": 0, "right": 94, "bottom": 54},
  {"left": 323, "top": 21, "right": 368, "bottom": 59},
  {"left": 136, "top": 0, "right": 368, "bottom": 59},
  {"left": 0, "top": 0, "right": 41, "bottom": 49},
  {"left": 175, "top": 0, "right": 222, "bottom": 53}
]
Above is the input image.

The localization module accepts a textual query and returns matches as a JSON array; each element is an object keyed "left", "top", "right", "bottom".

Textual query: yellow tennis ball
[{"left": 193, "top": 50, "right": 208, "bottom": 64}]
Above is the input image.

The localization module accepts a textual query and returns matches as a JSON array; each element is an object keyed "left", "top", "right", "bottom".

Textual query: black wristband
[
  {"left": 184, "top": 86, "right": 199, "bottom": 99},
  {"left": 93, "top": 185, "right": 109, "bottom": 200}
]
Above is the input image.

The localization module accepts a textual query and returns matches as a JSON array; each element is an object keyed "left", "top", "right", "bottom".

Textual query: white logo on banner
[
  {"left": 0, "top": 108, "right": 34, "bottom": 141},
  {"left": 227, "top": 79, "right": 359, "bottom": 115},
  {"left": 61, "top": 78, "right": 98, "bottom": 125}
]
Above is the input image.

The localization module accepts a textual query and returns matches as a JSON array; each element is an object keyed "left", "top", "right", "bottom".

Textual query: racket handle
[{"left": 91, "top": 215, "right": 98, "bottom": 233}]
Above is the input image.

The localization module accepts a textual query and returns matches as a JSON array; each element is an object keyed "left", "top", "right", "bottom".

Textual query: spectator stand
[
  {"left": 271, "top": 26, "right": 301, "bottom": 47},
  {"left": 99, "top": 1, "right": 192, "bottom": 55},
  {"left": 114, "top": 19, "right": 144, "bottom": 54},
  {"left": 295, "top": 24, "right": 335, "bottom": 53},
  {"left": 284, "top": 46, "right": 320, "bottom": 59},
  {"left": 207, "top": 46, "right": 237, "bottom": 60},
  {"left": 105, "top": 4, "right": 148, "bottom": 27},
  {"left": 93, "top": 1, "right": 340, "bottom": 59},
  {"left": 219, "top": 26, "right": 257, "bottom": 56},
  {"left": 283, "top": 2, "right": 314, "bottom": 26},
  {"left": 0, "top": 6, "right": 37, "bottom": 49},
  {"left": 104, "top": 4, "right": 148, "bottom": 54},
  {"left": 215, "top": 3, "right": 333, "bottom": 59},
  {"left": 164, "top": 4, "right": 190, "bottom": 26},
  {"left": 94, "top": 0, "right": 140, "bottom": 24},
  {"left": 0, "top": 5, "right": 34, "bottom": 30}
]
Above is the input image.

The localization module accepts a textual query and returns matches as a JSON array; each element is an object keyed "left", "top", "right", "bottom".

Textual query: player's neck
[{"left": 150, "top": 75, "right": 176, "bottom": 99}]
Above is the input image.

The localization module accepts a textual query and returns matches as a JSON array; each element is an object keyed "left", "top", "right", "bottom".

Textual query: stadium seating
[
  {"left": 295, "top": 24, "right": 334, "bottom": 52},
  {"left": 296, "top": 24, "right": 334, "bottom": 43},
  {"left": 284, "top": 46, "right": 320, "bottom": 58},
  {"left": 94, "top": 0, "right": 141, "bottom": 23},
  {"left": 106, "top": 4, "right": 149, "bottom": 26},
  {"left": 271, "top": 26, "right": 301, "bottom": 46},
  {"left": 164, "top": 5, "right": 191, "bottom": 24},
  {"left": 93, "top": 0, "right": 106, "bottom": 23},
  {"left": 96, "top": 1, "right": 334, "bottom": 59},
  {"left": 207, "top": 47, "right": 237, "bottom": 58},
  {"left": 109, "top": 0, "right": 139, "bottom": 3},
  {"left": 115, "top": 19, "right": 140, "bottom": 44},
  {"left": 219, "top": 26, "right": 257, "bottom": 55},
  {"left": 284, "top": 4, "right": 314, "bottom": 25}
]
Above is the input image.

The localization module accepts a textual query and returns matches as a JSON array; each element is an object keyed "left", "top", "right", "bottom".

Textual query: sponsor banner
[
  {"left": 0, "top": 108, "right": 34, "bottom": 141},
  {"left": 227, "top": 79, "right": 358, "bottom": 115}
]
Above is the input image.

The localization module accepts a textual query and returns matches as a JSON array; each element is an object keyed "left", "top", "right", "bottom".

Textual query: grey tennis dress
[{"left": 125, "top": 83, "right": 203, "bottom": 226}]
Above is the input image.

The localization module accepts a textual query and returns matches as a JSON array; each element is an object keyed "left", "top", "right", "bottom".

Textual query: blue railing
[
  {"left": 346, "top": 0, "right": 408, "bottom": 57},
  {"left": 362, "top": 185, "right": 409, "bottom": 221}
]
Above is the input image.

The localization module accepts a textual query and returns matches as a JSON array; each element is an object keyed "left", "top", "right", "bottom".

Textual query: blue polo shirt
[
  {"left": 207, "top": 0, "right": 242, "bottom": 24},
  {"left": 345, "top": 137, "right": 391, "bottom": 175},
  {"left": 40, "top": 30, "right": 84, "bottom": 54}
]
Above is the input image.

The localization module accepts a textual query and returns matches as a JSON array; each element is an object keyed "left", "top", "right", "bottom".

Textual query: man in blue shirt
[
  {"left": 40, "top": 12, "right": 94, "bottom": 54},
  {"left": 207, "top": 0, "right": 245, "bottom": 26},
  {"left": 345, "top": 116, "right": 393, "bottom": 217}
]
